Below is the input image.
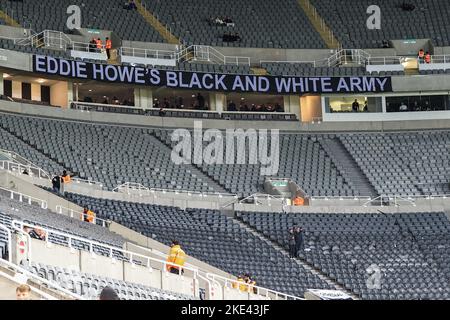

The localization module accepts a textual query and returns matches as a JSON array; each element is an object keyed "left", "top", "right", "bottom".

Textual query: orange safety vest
[
  {"left": 106, "top": 39, "right": 112, "bottom": 49},
  {"left": 166, "top": 245, "right": 186, "bottom": 272},
  {"left": 425, "top": 54, "right": 431, "bottom": 63},
  {"left": 62, "top": 175, "right": 71, "bottom": 183},
  {"left": 96, "top": 39, "right": 102, "bottom": 49},
  {"left": 418, "top": 50, "right": 424, "bottom": 58},
  {"left": 293, "top": 197, "right": 304, "bottom": 206},
  {"left": 83, "top": 210, "right": 95, "bottom": 223}
]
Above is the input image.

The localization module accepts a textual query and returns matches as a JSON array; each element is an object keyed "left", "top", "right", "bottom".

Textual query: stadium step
[
  {"left": 233, "top": 215, "right": 359, "bottom": 299},
  {"left": 251, "top": 67, "right": 268, "bottom": 76},
  {"left": 0, "top": 10, "right": 21, "bottom": 28},
  {"left": 320, "top": 138, "right": 379, "bottom": 198},
  {"left": 296, "top": 0, "right": 340, "bottom": 49},
  {"left": 135, "top": 0, "right": 181, "bottom": 45}
]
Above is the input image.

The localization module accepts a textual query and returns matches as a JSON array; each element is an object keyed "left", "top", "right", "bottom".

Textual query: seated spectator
[
  {"left": 124, "top": 0, "right": 137, "bottom": 10},
  {"left": 224, "top": 17, "right": 235, "bottom": 27},
  {"left": 228, "top": 100, "right": 237, "bottom": 111},
  {"left": 24, "top": 226, "right": 46, "bottom": 241},
  {"left": 274, "top": 103, "right": 284, "bottom": 112},
  {"left": 214, "top": 17, "right": 225, "bottom": 26},
  {"left": 112, "top": 96, "right": 119, "bottom": 105},
  {"left": 99, "top": 286, "right": 119, "bottom": 300},
  {"left": 399, "top": 102, "right": 408, "bottom": 111},
  {"left": 239, "top": 103, "right": 248, "bottom": 111},
  {"left": 159, "top": 108, "right": 166, "bottom": 117}
]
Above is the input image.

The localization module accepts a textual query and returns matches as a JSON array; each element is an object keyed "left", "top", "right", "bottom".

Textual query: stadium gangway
[
  {"left": 11, "top": 220, "right": 211, "bottom": 298},
  {"left": 206, "top": 273, "right": 305, "bottom": 300},
  {"left": 0, "top": 223, "right": 12, "bottom": 263},
  {"left": 0, "top": 258, "right": 84, "bottom": 300},
  {"left": 0, "top": 185, "right": 48, "bottom": 209},
  {"left": 55, "top": 205, "right": 110, "bottom": 228}
]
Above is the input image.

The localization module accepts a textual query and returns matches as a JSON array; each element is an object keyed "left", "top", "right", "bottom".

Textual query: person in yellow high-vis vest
[{"left": 166, "top": 240, "right": 186, "bottom": 275}]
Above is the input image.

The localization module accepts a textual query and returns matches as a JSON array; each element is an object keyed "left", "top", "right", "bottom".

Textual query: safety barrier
[
  {"left": 0, "top": 186, "right": 48, "bottom": 209},
  {"left": 55, "top": 205, "right": 109, "bottom": 228},
  {"left": 206, "top": 273, "right": 304, "bottom": 300}
]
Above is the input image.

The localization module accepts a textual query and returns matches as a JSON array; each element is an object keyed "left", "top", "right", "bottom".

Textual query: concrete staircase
[
  {"left": 320, "top": 138, "right": 378, "bottom": 197},
  {"left": 0, "top": 10, "right": 21, "bottom": 28},
  {"left": 135, "top": 0, "right": 181, "bottom": 45},
  {"left": 297, "top": 0, "right": 340, "bottom": 49},
  {"left": 233, "top": 213, "right": 359, "bottom": 299}
]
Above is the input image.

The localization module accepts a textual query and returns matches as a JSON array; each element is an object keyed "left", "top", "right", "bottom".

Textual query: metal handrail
[
  {"left": 0, "top": 148, "right": 47, "bottom": 171},
  {"left": 0, "top": 160, "right": 51, "bottom": 180},
  {"left": 113, "top": 182, "right": 237, "bottom": 198},
  {"left": 0, "top": 258, "right": 84, "bottom": 300},
  {"left": 366, "top": 56, "right": 402, "bottom": 65},
  {"left": 260, "top": 60, "right": 317, "bottom": 67},
  {"left": 11, "top": 219, "right": 198, "bottom": 276},
  {"left": 0, "top": 186, "right": 48, "bottom": 209},
  {"left": 206, "top": 273, "right": 304, "bottom": 300},
  {"left": 55, "top": 205, "right": 109, "bottom": 228},
  {"left": 119, "top": 47, "right": 177, "bottom": 60}
]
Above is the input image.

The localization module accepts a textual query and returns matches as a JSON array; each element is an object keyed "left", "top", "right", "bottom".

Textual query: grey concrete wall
[
  {"left": 0, "top": 25, "right": 28, "bottom": 39},
  {"left": 0, "top": 49, "right": 31, "bottom": 71},
  {"left": 391, "top": 39, "right": 431, "bottom": 56}
]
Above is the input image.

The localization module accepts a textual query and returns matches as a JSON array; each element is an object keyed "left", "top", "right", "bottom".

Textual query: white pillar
[
  {"left": 0, "top": 73, "right": 3, "bottom": 96},
  {"left": 382, "top": 96, "right": 387, "bottom": 113},
  {"left": 134, "top": 88, "right": 153, "bottom": 109},
  {"left": 67, "top": 81, "right": 74, "bottom": 104},
  {"left": 284, "top": 95, "right": 301, "bottom": 120},
  {"left": 210, "top": 93, "right": 226, "bottom": 112}
]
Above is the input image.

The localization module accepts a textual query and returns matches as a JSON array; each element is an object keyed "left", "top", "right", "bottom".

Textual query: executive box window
[
  {"left": 22, "top": 82, "right": 31, "bottom": 100},
  {"left": 3, "top": 79, "right": 12, "bottom": 97},
  {"left": 324, "top": 96, "right": 382, "bottom": 113},
  {"left": 386, "top": 95, "right": 450, "bottom": 112}
]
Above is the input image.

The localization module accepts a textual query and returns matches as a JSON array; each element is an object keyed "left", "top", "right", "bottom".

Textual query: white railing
[
  {"left": 177, "top": 45, "right": 250, "bottom": 66},
  {"left": 0, "top": 160, "right": 51, "bottom": 180},
  {"left": 260, "top": 60, "right": 317, "bottom": 67},
  {"left": 0, "top": 148, "right": 46, "bottom": 170},
  {"left": 113, "top": 182, "right": 237, "bottom": 199},
  {"left": 71, "top": 41, "right": 100, "bottom": 53},
  {"left": 366, "top": 56, "right": 402, "bottom": 66},
  {"left": 0, "top": 259, "right": 84, "bottom": 300},
  {"left": 0, "top": 223, "right": 12, "bottom": 263},
  {"left": 119, "top": 47, "right": 176, "bottom": 60},
  {"left": 309, "top": 194, "right": 450, "bottom": 207},
  {"left": 11, "top": 219, "right": 208, "bottom": 298},
  {"left": 71, "top": 177, "right": 104, "bottom": 189},
  {"left": 0, "top": 186, "right": 48, "bottom": 209},
  {"left": 55, "top": 205, "right": 109, "bottom": 228},
  {"left": 206, "top": 273, "right": 304, "bottom": 300},
  {"left": 421, "top": 55, "right": 450, "bottom": 64}
]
